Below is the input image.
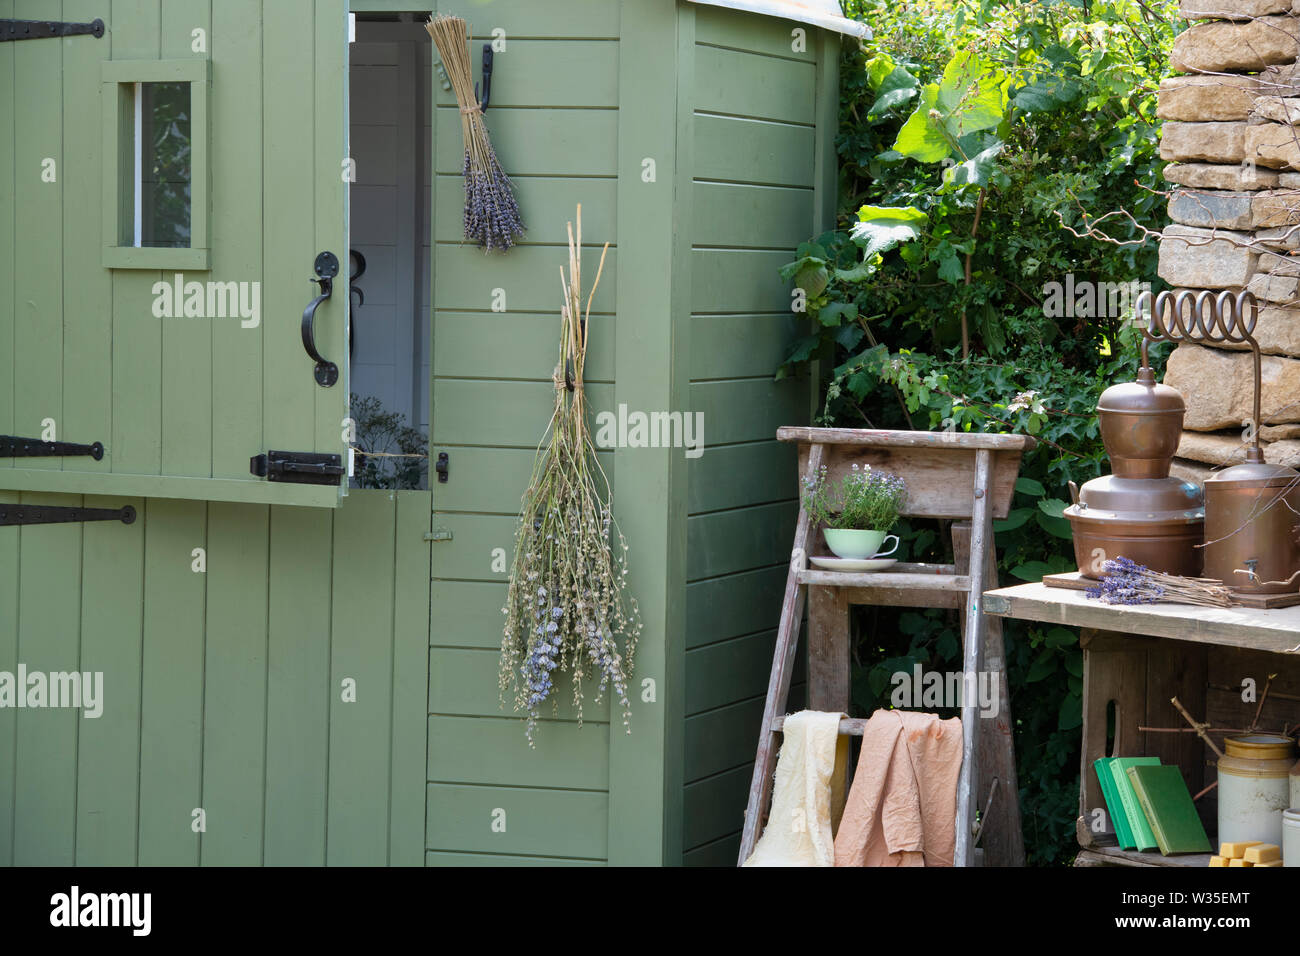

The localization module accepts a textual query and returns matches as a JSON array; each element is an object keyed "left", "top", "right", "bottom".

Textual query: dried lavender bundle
[
  {"left": 1085, "top": 556, "right": 1239, "bottom": 608},
  {"left": 499, "top": 207, "right": 641, "bottom": 745},
  {"left": 426, "top": 15, "right": 525, "bottom": 250}
]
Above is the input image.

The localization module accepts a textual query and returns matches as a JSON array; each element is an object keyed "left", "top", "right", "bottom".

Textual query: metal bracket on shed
[
  {"left": 0, "top": 435, "right": 104, "bottom": 460},
  {"left": 0, "top": 18, "right": 105, "bottom": 41},
  {"left": 0, "top": 503, "right": 135, "bottom": 527},
  {"left": 251, "top": 450, "right": 346, "bottom": 486}
]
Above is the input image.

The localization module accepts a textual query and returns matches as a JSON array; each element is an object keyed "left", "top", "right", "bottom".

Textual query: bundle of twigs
[
  {"left": 499, "top": 206, "right": 640, "bottom": 745},
  {"left": 425, "top": 15, "right": 524, "bottom": 250},
  {"left": 1085, "top": 557, "right": 1239, "bottom": 608}
]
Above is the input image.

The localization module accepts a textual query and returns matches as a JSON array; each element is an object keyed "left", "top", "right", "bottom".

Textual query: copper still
[
  {"left": 1065, "top": 338, "right": 1205, "bottom": 578},
  {"left": 1172, "top": 292, "right": 1300, "bottom": 595}
]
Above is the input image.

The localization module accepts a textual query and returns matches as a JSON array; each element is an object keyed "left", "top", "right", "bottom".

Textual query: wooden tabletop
[{"left": 982, "top": 580, "right": 1300, "bottom": 655}]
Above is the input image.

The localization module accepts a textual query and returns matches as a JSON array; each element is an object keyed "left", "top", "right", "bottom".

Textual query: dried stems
[
  {"left": 425, "top": 15, "right": 524, "bottom": 250},
  {"left": 499, "top": 206, "right": 639, "bottom": 745}
]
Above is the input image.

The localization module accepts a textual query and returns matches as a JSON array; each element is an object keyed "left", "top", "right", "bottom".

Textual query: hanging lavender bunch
[
  {"left": 427, "top": 16, "right": 525, "bottom": 251},
  {"left": 1085, "top": 556, "right": 1237, "bottom": 608},
  {"left": 499, "top": 207, "right": 641, "bottom": 745}
]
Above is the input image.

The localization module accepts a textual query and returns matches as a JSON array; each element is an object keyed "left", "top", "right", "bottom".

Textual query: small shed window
[
  {"left": 133, "top": 81, "right": 192, "bottom": 248},
  {"left": 101, "top": 59, "right": 210, "bottom": 270}
]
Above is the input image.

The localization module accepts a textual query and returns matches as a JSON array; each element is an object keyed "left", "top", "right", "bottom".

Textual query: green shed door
[{"left": 0, "top": 0, "right": 351, "bottom": 508}]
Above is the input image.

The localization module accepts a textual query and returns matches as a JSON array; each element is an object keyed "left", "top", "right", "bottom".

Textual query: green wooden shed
[{"left": 0, "top": 0, "right": 865, "bottom": 866}]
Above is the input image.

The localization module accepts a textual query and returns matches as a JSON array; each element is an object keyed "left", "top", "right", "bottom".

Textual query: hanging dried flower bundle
[
  {"left": 499, "top": 207, "right": 641, "bottom": 745},
  {"left": 425, "top": 15, "right": 525, "bottom": 250}
]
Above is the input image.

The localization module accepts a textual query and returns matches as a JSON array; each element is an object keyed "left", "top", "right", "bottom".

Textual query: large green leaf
[
  {"left": 893, "top": 84, "right": 950, "bottom": 162},
  {"left": 870, "top": 64, "right": 921, "bottom": 116},
  {"left": 893, "top": 51, "right": 1009, "bottom": 163},
  {"left": 848, "top": 205, "right": 927, "bottom": 261}
]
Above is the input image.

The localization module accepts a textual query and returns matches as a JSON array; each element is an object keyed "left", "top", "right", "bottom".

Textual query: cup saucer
[{"left": 809, "top": 556, "right": 899, "bottom": 572}]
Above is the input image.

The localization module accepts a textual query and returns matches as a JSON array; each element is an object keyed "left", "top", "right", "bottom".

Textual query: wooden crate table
[{"left": 982, "top": 573, "right": 1300, "bottom": 867}]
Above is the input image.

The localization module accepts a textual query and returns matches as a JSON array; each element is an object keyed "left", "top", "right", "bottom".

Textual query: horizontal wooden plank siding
[
  {"left": 0, "top": 489, "right": 430, "bottom": 866},
  {"left": 680, "top": 4, "right": 824, "bottom": 865},
  {"left": 424, "top": 0, "right": 618, "bottom": 866}
]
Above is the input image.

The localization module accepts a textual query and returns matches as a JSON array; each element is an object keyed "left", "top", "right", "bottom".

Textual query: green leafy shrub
[
  {"left": 791, "top": 0, "right": 1180, "bottom": 865},
  {"left": 349, "top": 394, "right": 428, "bottom": 490}
]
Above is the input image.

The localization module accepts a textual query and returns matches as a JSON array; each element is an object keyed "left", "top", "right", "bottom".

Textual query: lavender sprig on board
[{"left": 1084, "top": 556, "right": 1238, "bottom": 608}]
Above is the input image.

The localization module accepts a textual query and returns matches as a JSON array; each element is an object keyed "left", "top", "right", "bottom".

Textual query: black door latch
[
  {"left": 251, "top": 450, "right": 345, "bottom": 486},
  {"left": 435, "top": 452, "right": 449, "bottom": 483}
]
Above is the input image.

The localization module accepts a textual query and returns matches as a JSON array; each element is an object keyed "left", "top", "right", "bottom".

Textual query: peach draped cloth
[
  {"left": 742, "top": 710, "right": 850, "bottom": 867},
  {"left": 833, "top": 709, "right": 963, "bottom": 867}
]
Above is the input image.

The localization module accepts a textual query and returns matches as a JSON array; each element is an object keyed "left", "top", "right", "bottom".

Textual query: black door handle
[{"left": 302, "top": 251, "right": 340, "bottom": 387}]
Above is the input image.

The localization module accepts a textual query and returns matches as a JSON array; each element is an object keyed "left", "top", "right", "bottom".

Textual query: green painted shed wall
[
  {"left": 0, "top": 0, "right": 840, "bottom": 867},
  {"left": 680, "top": 3, "right": 833, "bottom": 866},
  {"left": 0, "top": 488, "right": 430, "bottom": 866}
]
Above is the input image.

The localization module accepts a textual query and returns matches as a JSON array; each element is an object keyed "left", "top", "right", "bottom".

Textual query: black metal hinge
[
  {"left": 0, "top": 18, "right": 105, "bottom": 42},
  {"left": 251, "top": 451, "right": 345, "bottom": 486},
  {"left": 0, "top": 504, "right": 135, "bottom": 527},
  {"left": 0, "top": 435, "right": 104, "bottom": 459}
]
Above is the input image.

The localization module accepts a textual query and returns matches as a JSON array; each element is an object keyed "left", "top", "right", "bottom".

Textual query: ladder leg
[
  {"left": 954, "top": 448, "right": 993, "bottom": 867},
  {"left": 953, "top": 520, "right": 1025, "bottom": 867},
  {"left": 737, "top": 442, "right": 824, "bottom": 865}
]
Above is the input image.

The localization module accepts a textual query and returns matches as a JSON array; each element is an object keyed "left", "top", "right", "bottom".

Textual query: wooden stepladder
[{"left": 738, "top": 427, "right": 1036, "bottom": 867}]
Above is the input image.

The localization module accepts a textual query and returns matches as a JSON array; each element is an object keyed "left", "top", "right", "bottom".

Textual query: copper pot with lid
[
  {"left": 1143, "top": 290, "right": 1300, "bottom": 594},
  {"left": 1065, "top": 352, "right": 1205, "bottom": 579}
]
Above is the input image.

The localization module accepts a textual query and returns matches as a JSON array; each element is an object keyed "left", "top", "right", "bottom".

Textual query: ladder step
[
  {"left": 772, "top": 715, "right": 868, "bottom": 736},
  {"left": 797, "top": 570, "right": 972, "bottom": 590}
]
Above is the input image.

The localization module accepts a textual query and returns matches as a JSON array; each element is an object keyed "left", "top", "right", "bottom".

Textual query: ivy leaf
[
  {"left": 893, "top": 84, "right": 950, "bottom": 162},
  {"left": 1058, "top": 692, "right": 1082, "bottom": 731},
  {"left": 794, "top": 262, "right": 829, "bottom": 299},
  {"left": 870, "top": 65, "right": 921, "bottom": 116},
  {"left": 1037, "top": 498, "right": 1068, "bottom": 518},
  {"left": 993, "top": 507, "right": 1034, "bottom": 532},
  {"left": 849, "top": 205, "right": 927, "bottom": 262},
  {"left": 940, "top": 141, "right": 1004, "bottom": 192},
  {"left": 1043, "top": 627, "right": 1076, "bottom": 649},
  {"left": 937, "top": 251, "right": 965, "bottom": 284},
  {"left": 1025, "top": 649, "right": 1057, "bottom": 683},
  {"left": 1036, "top": 510, "right": 1074, "bottom": 541},
  {"left": 818, "top": 301, "right": 859, "bottom": 328},
  {"left": 893, "top": 52, "right": 1009, "bottom": 163},
  {"left": 1015, "top": 477, "right": 1046, "bottom": 496}
]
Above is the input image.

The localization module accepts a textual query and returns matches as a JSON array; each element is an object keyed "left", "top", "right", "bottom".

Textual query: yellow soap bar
[
  {"left": 1244, "top": 844, "right": 1281, "bottom": 864},
  {"left": 1220, "top": 841, "right": 1263, "bottom": 859},
  {"left": 1254, "top": 859, "right": 1282, "bottom": 867},
  {"left": 1209, "top": 855, "right": 1228, "bottom": 867},
  {"left": 1228, "top": 859, "right": 1251, "bottom": 866}
]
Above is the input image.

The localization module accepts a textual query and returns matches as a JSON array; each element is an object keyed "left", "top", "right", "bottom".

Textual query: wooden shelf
[
  {"left": 798, "top": 569, "right": 971, "bottom": 591},
  {"left": 983, "top": 580, "right": 1300, "bottom": 655},
  {"left": 1075, "top": 842, "right": 1213, "bottom": 868}
]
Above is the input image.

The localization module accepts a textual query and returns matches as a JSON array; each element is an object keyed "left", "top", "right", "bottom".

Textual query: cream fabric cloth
[
  {"left": 833, "top": 709, "right": 963, "bottom": 867},
  {"left": 743, "top": 710, "right": 849, "bottom": 867}
]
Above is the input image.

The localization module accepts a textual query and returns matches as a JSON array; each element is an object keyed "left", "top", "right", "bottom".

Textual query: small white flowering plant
[
  {"left": 499, "top": 208, "right": 641, "bottom": 746},
  {"left": 801, "top": 463, "right": 907, "bottom": 532}
]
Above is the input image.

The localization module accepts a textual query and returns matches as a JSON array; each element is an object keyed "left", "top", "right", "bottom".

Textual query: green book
[
  {"left": 1094, "top": 758, "right": 1136, "bottom": 849},
  {"left": 1110, "top": 757, "right": 1162, "bottom": 851},
  {"left": 1126, "top": 764, "right": 1213, "bottom": 856}
]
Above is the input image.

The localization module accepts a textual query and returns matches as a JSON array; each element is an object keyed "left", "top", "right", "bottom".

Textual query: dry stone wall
[{"left": 1158, "top": 0, "right": 1300, "bottom": 470}]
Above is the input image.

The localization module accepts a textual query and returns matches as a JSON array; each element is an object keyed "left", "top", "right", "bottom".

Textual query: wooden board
[
  {"left": 1045, "top": 571, "right": 1300, "bottom": 609},
  {"left": 984, "top": 581, "right": 1300, "bottom": 655},
  {"left": 790, "top": 438, "right": 1025, "bottom": 520}
]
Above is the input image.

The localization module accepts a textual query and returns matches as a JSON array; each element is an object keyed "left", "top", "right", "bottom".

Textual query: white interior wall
[{"left": 349, "top": 21, "right": 431, "bottom": 433}]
